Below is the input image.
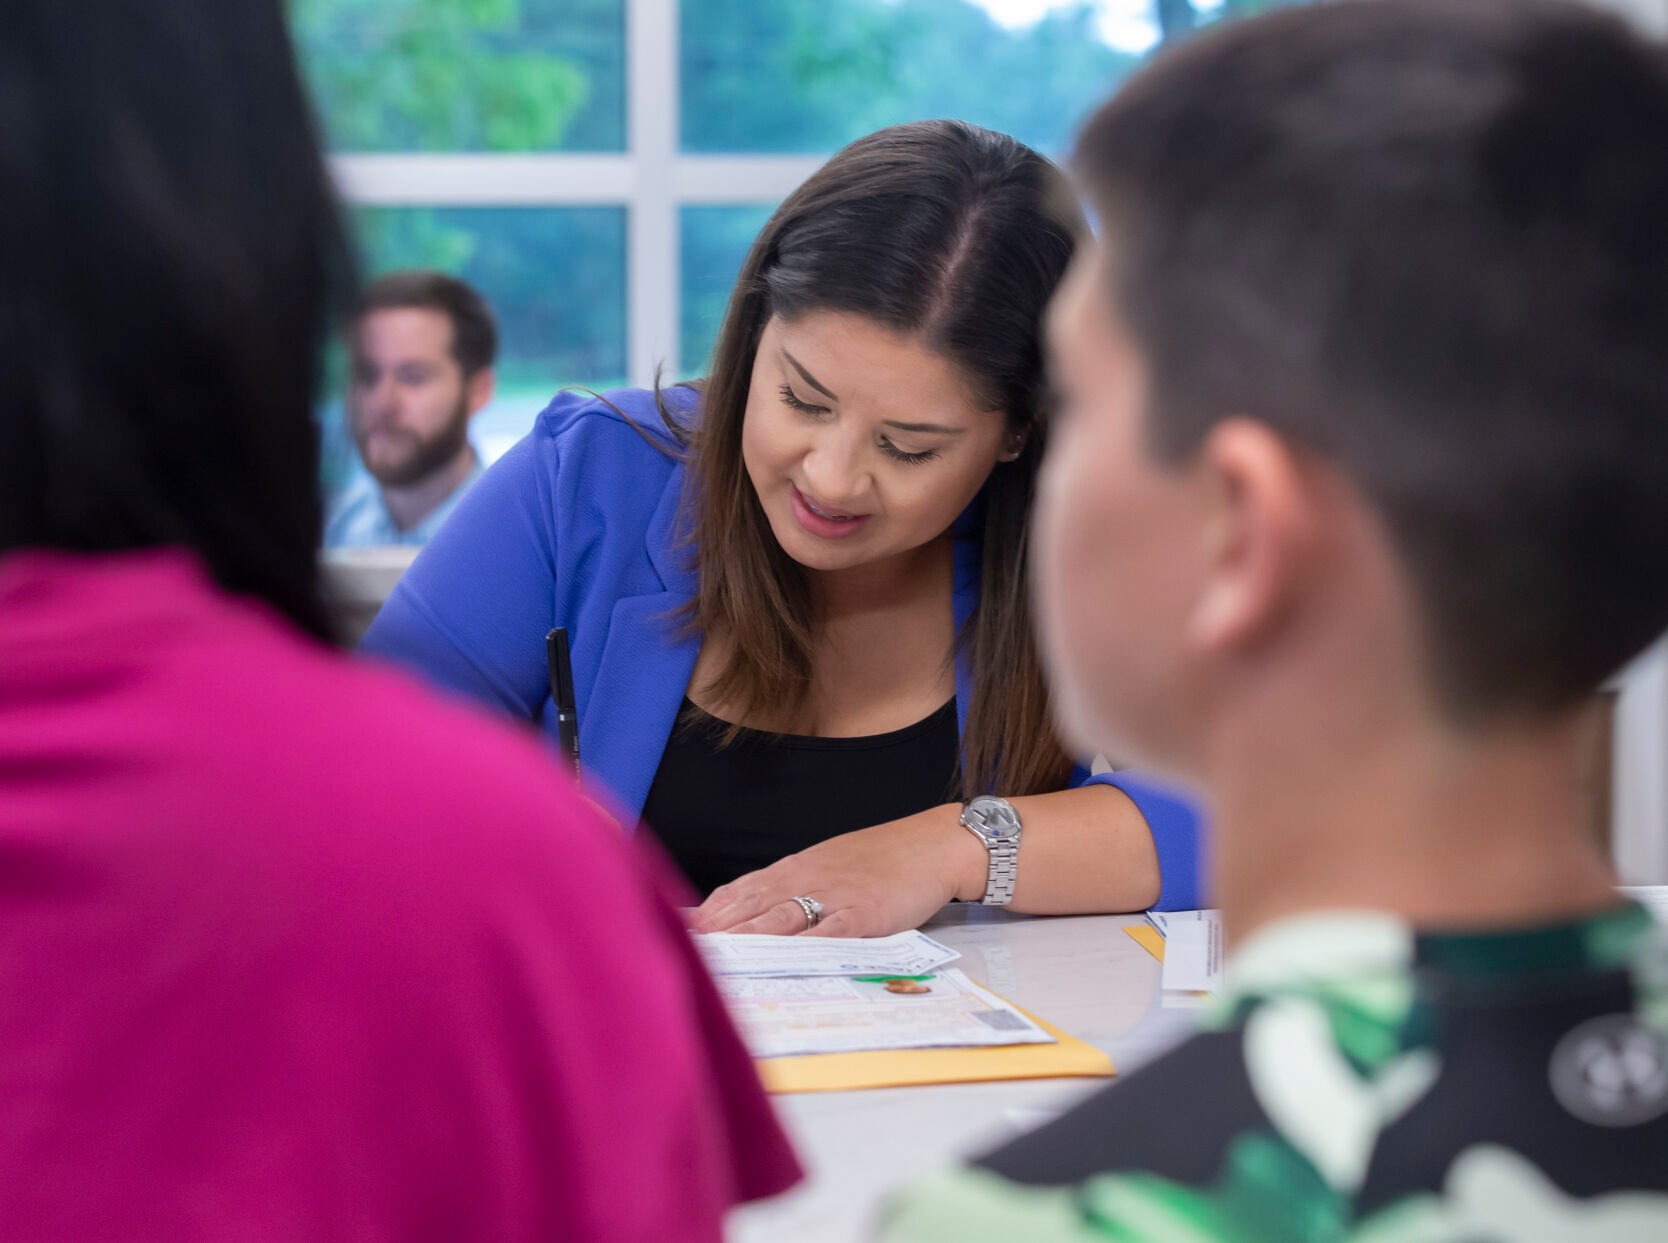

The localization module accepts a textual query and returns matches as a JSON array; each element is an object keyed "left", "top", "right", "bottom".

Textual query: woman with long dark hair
[
  {"left": 365, "top": 120, "right": 1204, "bottom": 935},
  {"left": 0, "top": 1, "right": 798, "bottom": 1234}
]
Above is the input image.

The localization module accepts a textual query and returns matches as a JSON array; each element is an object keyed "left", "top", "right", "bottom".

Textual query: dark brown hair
[
  {"left": 359, "top": 269, "right": 498, "bottom": 377},
  {"left": 661, "top": 120, "right": 1081, "bottom": 798},
  {"left": 1073, "top": 0, "right": 1668, "bottom": 723}
]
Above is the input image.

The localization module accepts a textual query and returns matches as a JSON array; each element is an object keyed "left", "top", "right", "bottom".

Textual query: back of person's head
[
  {"left": 0, "top": 0, "right": 353, "bottom": 639},
  {"left": 692, "top": 119, "right": 1083, "bottom": 797},
  {"left": 357, "top": 270, "right": 498, "bottom": 377},
  {"left": 1071, "top": 0, "right": 1668, "bottom": 726}
]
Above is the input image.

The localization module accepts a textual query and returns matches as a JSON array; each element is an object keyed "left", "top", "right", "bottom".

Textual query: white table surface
[{"left": 729, "top": 907, "right": 1203, "bottom": 1243}]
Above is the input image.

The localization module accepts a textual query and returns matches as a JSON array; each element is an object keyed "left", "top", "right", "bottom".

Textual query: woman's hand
[
  {"left": 690, "top": 804, "right": 988, "bottom": 938},
  {"left": 690, "top": 785, "right": 1162, "bottom": 935}
]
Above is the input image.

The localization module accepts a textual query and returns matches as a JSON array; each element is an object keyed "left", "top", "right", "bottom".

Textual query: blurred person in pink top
[{"left": 0, "top": 2, "right": 800, "bottom": 1240}]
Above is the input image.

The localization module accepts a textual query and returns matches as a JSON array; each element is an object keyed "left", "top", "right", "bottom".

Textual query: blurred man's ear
[
  {"left": 1186, "top": 417, "right": 1316, "bottom": 656},
  {"left": 465, "top": 366, "right": 496, "bottom": 417}
]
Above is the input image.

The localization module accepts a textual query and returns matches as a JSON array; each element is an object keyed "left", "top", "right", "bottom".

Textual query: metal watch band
[
  {"left": 982, "top": 837, "right": 1019, "bottom": 906},
  {"left": 959, "top": 796, "right": 1022, "bottom": 907}
]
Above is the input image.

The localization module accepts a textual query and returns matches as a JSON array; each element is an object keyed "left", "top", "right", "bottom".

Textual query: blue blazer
[{"left": 362, "top": 388, "right": 1205, "bottom": 909}]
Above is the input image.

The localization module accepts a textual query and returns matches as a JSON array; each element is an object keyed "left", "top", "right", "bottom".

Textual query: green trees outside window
[{"left": 296, "top": 0, "right": 1313, "bottom": 487}]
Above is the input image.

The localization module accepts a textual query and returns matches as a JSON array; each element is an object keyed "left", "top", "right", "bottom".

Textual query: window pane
[
  {"left": 680, "top": 205, "right": 775, "bottom": 375},
  {"left": 320, "top": 206, "right": 626, "bottom": 494},
  {"left": 293, "top": 0, "right": 625, "bottom": 152},
  {"left": 680, "top": 0, "right": 1316, "bottom": 156}
]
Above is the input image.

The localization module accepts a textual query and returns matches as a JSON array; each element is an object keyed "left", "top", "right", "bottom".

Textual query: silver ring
[{"left": 790, "top": 895, "right": 823, "bottom": 929}]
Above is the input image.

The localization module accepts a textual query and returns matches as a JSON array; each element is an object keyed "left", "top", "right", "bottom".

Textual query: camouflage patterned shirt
[{"left": 885, "top": 904, "right": 1668, "bottom": 1243}]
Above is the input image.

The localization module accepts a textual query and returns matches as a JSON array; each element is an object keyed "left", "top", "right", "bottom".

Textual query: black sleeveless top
[{"left": 640, "top": 697, "right": 960, "bottom": 896}]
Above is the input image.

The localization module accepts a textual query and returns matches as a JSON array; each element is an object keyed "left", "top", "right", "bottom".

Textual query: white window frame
[
  {"left": 327, "top": 0, "right": 822, "bottom": 384},
  {"left": 326, "top": 0, "right": 1668, "bottom": 386}
]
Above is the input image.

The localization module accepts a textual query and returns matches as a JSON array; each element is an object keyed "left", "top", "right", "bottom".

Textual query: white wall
[
  {"left": 1586, "top": 0, "right": 1668, "bottom": 881},
  {"left": 1587, "top": 0, "right": 1668, "bottom": 36},
  {"left": 1615, "top": 641, "right": 1668, "bottom": 883}
]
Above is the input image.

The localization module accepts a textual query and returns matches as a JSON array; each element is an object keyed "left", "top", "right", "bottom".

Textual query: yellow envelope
[
  {"left": 1124, "top": 924, "right": 1166, "bottom": 961},
  {"left": 756, "top": 996, "right": 1114, "bottom": 1094}
]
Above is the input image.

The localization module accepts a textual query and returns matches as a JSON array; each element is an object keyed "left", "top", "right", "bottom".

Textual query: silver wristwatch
[{"left": 958, "top": 795, "right": 1022, "bottom": 906}]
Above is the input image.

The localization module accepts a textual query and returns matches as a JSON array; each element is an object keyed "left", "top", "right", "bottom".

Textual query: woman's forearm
[
  {"left": 943, "top": 784, "right": 1162, "bottom": 914},
  {"left": 692, "top": 783, "right": 1165, "bottom": 937}
]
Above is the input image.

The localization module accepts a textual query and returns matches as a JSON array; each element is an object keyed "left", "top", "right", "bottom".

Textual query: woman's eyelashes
[
  {"left": 878, "top": 438, "right": 940, "bottom": 466},
  {"left": 777, "top": 383, "right": 829, "bottom": 417},
  {"left": 778, "top": 384, "right": 941, "bottom": 465}
]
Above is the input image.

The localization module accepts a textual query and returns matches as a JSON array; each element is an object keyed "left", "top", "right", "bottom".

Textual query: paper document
[
  {"left": 1145, "top": 908, "right": 1215, "bottom": 937},
  {"left": 718, "top": 967, "right": 1056, "bottom": 1059},
  {"left": 757, "top": 1006, "right": 1114, "bottom": 1093},
  {"left": 693, "top": 929, "right": 959, "bottom": 978},
  {"left": 1619, "top": 885, "right": 1668, "bottom": 928},
  {"left": 1148, "top": 908, "right": 1224, "bottom": 992},
  {"left": 1162, "top": 920, "right": 1224, "bottom": 991}
]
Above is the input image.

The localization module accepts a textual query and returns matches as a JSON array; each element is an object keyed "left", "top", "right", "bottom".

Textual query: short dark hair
[
  {"left": 1074, "top": 0, "right": 1668, "bottom": 722},
  {"left": 0, "top": 0, "right": 353, "bottom": 641},
  {"left": 358, "top": 270, "right": 498, "bottom": 377}
]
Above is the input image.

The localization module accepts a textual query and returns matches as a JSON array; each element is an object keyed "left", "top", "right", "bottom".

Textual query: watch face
[{"left": 967, "top": 796, "right": 1021, "bottom": 841}]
